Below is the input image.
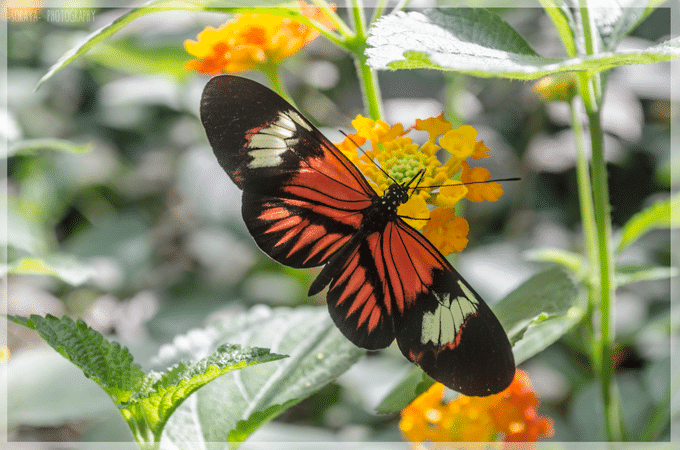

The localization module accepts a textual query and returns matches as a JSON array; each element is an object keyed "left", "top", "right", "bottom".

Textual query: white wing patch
[
  {"left": 246, "top": 110, "right": 307, "bottom": 169},
  {"left": 420, "top": 281, "right": 480, "bottom": 346}
]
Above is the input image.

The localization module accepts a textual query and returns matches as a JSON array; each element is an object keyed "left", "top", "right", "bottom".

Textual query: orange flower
[
  {"left": 336, "top": 113, "right": 506, "bottom": 255},
  {"left": 423, "top": 208, "right": 469, "bottom": 255},
  {"left": 400, "top": 370, "right": 553, "bottom": 446},
  {"left": 461, "top": 161, "right": 504, "bottom": 203},
  {"left": 185, "top": 1, "right": 335, "bottom": 74}
]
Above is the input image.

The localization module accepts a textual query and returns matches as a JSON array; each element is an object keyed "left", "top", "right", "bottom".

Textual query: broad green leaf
[
  {"left": 7, "top": 348, "right": 116, "bottom": 427},
  {"left": 227, "top": 399, "right": 299, "bottom": 443},
  {"left": 494, "top": 266, "right": 583, "bottom": 364},
  {"left": 615, "top": 265, "right": 678, "bottom": 286},
  {"left": 591, "top": 0, "right": 666, "bottom": 52},
  {"left": 366, "top": 9, "right": 680, "bottom": 78},
  {"left": 86, "top": 37, "right": 192, "bottom": 81},
  {"left": 161, "top": 306, "right": 365, "bottom": 446},
  {"left": 122, "top": 344, "right": 286, "bottom": 442},
  {"left": 524, "top": 248, "right": 584, "bottom": 275},
  {"left": 6, "top": 138, "right": 91, "bottom": 157},
  {"left": 36, "top": 0, "right": 215, "bottom": 89},
  {"left": 375, "top": 368, "right": 434, "bottom": 415},
  {"left": 7, "top": 314, "right": 145, "bottom": 403},
  {"left": 539, "top": 0, "right": 577, "bottom": 57},
  {"left": 6, "top": 314, "right": 286, "bottom": 444},
  {"left": 6, "top": 255, "right": 95, "bottom": 286},
  {"left": 616, "top": 194, "right": 678, "bottom": 253},
  {"left": 37, "top": 0, "right": 319, "bottom": 89}
]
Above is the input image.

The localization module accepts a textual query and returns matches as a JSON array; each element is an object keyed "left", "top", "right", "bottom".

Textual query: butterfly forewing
[
  {"left": 201, "top": 75, "right": 375, "bottom": 268},
  {"left": 200, "top": 75, "right": 515, "bottom": 396}
]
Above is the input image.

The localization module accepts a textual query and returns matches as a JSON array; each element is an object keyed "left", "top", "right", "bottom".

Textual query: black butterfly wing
[
  {"left": 325, "top": 217, "right": 514, "bottom": 395},
  {"left": 388, "top": 220, "right": 515, "bottom": 396},
  {"left": 201, "top": 75, "right": 376, "bottom": 268}
]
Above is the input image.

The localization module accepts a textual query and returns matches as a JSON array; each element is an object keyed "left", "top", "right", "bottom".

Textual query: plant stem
[
  {"left": 578, "top": 1, "right": 623, "bottom": 440},
  {"left": 348, "top": 0, "right": 383, "bottom": 120},
  {"left": 262, "top": 66, "right": 296, "bottom": 107},
  {"left": 570, "top": 99, "right": 598, "bottom": 279},
  {"left": 587, "top": 106, "right": 624, "bottom": 441}
]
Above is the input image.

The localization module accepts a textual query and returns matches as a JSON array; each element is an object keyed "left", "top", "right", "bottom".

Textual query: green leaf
[
  {"left": 6, "top": 255, "right": 95, "bottom": 286},
  {"left": 36, "top": 0, "right": 310, "bottom": 89},
  {"left": 524, "top": 248, "right": 584, "bottom": 275},
  {"left": 86, "top": 37, "right": 193, "bottom": 81},
  {"left": 161, "top": 306, "right": 365, "bottom": 445},
  {"left": 494, "top": 266, "right": 583, "bottom": 365},
  {"left": 615, "top": 265, "right": 678, "bottom": 286},
  {"left": 6, "top": 138, "right": 91, "bottom": 157},
  {"left": 366, "top": 9, "right": 680, "bottom": 78},
  {"left": 7, "top": 315, "right": 145, "bottom": 403},
  {"left": 592, "top": 0, "right": 666, "bottom": 52},
  {"left": 538, "top": 0, "right": 577, "bottom": 57},
  {"left": 6, "top": 314, "right": 286, "bottom": 444},
  {"left": 7, "top": 348, "right": 116, "bottom": 427},
  {"left": 121, "top": 344, "right": 286, "bottom": 442},
  {"left": 375, "top": 368, "right": 434, "bottom": 415},
  {"left": 37, "top": 0, "right": 206, "bottom": 89},
  {"left": 616, "top": 194, "right": 679, "bottom": 253},
  {"left": 227, "top": 399, "right": 299, "bottom": 444}
]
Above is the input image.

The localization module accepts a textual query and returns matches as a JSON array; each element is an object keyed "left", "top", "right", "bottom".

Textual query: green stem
[
  {"left": 578, "top": 1, "right": 622, "bottom": 440},
  {"left": 348, "top": 0, "right": 383, "bottom": 120},
  {"left": 262, "top": 65, "right": 296, "bottom": 107},
  {"left": 569, "top": 99, "right": 598, "bottom": 280},
  {"left": 585, "top": 96, "right": 624, "bottom": 442}
]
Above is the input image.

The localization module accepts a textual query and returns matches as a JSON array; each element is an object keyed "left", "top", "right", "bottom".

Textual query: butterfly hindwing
[
  {"left": 395, "top": 269, "right": 515, "bottom": 396},
  {"left": 325, "top": 235, "right": 396, "bottom": 350},
  {"left": 383, "top": 220, "right": 514, "bottom": 396}
]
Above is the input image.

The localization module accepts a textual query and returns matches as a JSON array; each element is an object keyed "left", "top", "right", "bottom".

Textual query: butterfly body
[{"left": 200, "top": 75, "right": 515, "bottom": 396}]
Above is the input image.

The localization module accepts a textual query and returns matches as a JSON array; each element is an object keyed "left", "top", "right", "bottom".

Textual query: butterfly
[{"left": 200, "top": 75, "right": 515, "bottom": 396}]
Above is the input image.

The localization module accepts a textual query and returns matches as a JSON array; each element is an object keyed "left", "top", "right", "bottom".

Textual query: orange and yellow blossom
[
  {"left": 184, "top": 1, "right": 335, "bottom": 74},
  {"left": 400, "top": 370, "right": 553, "bottom": 446},
  {"left": 336, "top": 113, "right": 506, "bottom": 255}
]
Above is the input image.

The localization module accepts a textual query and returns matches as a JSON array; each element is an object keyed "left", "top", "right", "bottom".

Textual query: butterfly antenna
[
  {"left": 340, "top": 131, "right": 400, "bottom": 185},
  {"left": 418, "top": 177, "right": 522, "bottom": 189}
]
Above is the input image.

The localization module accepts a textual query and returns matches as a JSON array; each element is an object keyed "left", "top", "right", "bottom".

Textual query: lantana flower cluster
[
  {"left": 400, "top": 370, "right": 554, "bottom": 445},
  {"left": 337, "top": 114, "right": 504, "bottom": 255},
  {"left": 184, "top": 1, "right": 334, "bottom": 74}
]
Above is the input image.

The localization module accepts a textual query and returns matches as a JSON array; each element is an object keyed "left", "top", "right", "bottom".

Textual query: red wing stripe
[
  {"left": 263, "top": 215, "right": 302, "bottom": 234},
  {"left": 286, "top": 224, "right": 326, "bottom": 257},
  {"left": 274, "top": 218, "right": 309, "bottom": 249},
  {"left": 367, "top": 233, "right": 392, "bottom": 316},
  {"left": 304, "top": 233, "right": 343, "bottom": 263},
  {"left": 356, "top": 296, "right": 378, "bottom": 327},
  {"left": 317, "top": 235, "right": 351, "bottom": 263}
]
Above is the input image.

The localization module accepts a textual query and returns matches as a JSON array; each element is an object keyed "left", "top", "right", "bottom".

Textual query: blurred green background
[{"left": 3, "top": 6, "right": 674, "bottom": 444}]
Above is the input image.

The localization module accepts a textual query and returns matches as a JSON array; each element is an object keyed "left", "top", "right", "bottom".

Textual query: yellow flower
[
  {"left": 400, "top": 370, "right": 554, "bottom": 445},
  {"left": 337, "top": 113, "right": 506, "bottom": 254},
  {"left": 185, "top": 1, "right": 334, "bottom": 74}
]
